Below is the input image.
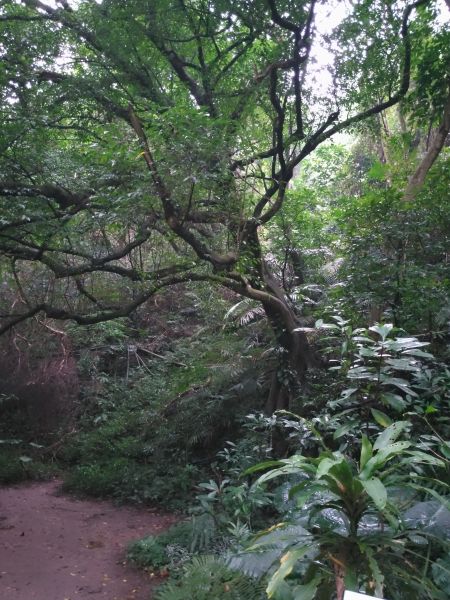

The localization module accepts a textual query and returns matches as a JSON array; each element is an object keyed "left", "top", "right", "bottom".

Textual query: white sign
[{"left": 344, "top": 592, "right": 385, "bottom": 600}]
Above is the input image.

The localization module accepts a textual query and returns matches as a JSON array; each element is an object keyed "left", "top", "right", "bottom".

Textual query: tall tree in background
[{"left": 0, "top": 0, "right": 445, "bottom": 411}]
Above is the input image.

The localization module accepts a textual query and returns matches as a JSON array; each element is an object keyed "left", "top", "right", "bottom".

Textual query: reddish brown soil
[{"left": 0, "top": 480, "right": 177, "bottom": 600}]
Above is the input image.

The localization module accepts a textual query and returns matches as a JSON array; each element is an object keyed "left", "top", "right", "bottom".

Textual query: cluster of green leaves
[
  {"left": 331, "top": 143, "right": 450, "bottom": 332},
  {"left": 155, "top": 555, "right": 267, "bottom": 600},
  {"left": 135, "top": 318, "right": 445, "bottom": 599},
  {"left": 243, "top": 419, "right": 448, "bottom": 599},
  {"left": 0, "top": 440, "right": 56, "bottom": 484},
  {"left": 207, "top": 318, "right": 449, "bottom": 600},
  {"left": 60, "top": 315, "right": 267, "bottom": 509},
  {"left": 318, "top": 320, "right": 439, "bottom": 432},
  {"left": 128, "top": 521, "right": 194, "bottom": 571}
]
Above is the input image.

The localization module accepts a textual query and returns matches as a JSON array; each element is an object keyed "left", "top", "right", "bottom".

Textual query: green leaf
[
  {"left": 352, "top": 336, "right": 375, "bottom": 343},
  {"left": 292, "top": 576, "right": 322, "bottom": 600},
  {"left": 360, "top": 434, "right": 373, "bottom": 471},
  {"left": 244, "top": 460, "right": 284, "bottom": 476},
  {"left": 395, "top": 338, "right": 430, "bottom": 350},
  {"left": 409, "top": 485, "right": 450, "bottom": 511},
  {"left": 361, "top": 476, "right": 387, "bottom": 510},
  {"left": 373, "top": 421, "right": 409, "bottom": 451},
  {"left": 344, "top": 565, "right": 358, "bottom": 593},
  {"left": 367, "top": 160, "right": 388, "bottom": 181},
  {"left": 19, "top": 455, "right": 32, "bottom": 463},
  {"left": 405, "top": 451, "right": 445, "bottom": 467},
  {"left": 401, "top": 348, "right": 434, "bottom": 359},
  {"left": 288, "top": 481, "right": 325, "bottom": 504},
  {"left": 360, "top": 441, "right": 411, "bottom": 479},
  {"left": 358, "top": 346, "right": 378, "bottom": 358},
  {"left": 247, "top": 522, "right": 289, "bottom": 548},
  {"left": 440, "top": 442, "right": 450, "bottom": 459},
  {"left": 369, "top": 323, "right": 393, "bottom": 340},
  {"left": 348, "top": 366, "right": 377, "bottom": 380},
  {"left": 380, "top": 377, "right": 418, "bottom": 397},
  {"left": 316, "top": 456, "right": 344, "bottom": 479},
  {"left": 381, "top": 392, "right": 406, "bottom": 411},
  {"left": 363, "top": 545, "right": 385, "bottom": 597},
  {"left": 255, "top": 467, "right": 302, "bottom": 486},
  {"left": 384, "top": 358, "right": 421, "bottom": 372},
  {"left": 408, "top": 533, "right": 429, "bottom": 545},
  {"left": 329, "top": 460, "right": 355, "bottom": 492},
  {"left": 371, "top": 408, "right": 393, "bottom": 427},
  {"left": 333, "top": 420, "right": 359, "bottom": 440},
  {"left": 267, "top": 547, "right": 310, "bottom": 598}
]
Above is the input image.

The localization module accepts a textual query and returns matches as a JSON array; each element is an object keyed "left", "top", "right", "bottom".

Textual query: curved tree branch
[{"left": 403, "top": 86, "right": 450, "bottom": 201}]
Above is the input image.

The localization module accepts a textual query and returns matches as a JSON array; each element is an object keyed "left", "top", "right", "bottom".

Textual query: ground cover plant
[
  {"left": 0, "top": 0, "right": 449, "bottom": 598},
  {"left": 60, "top": 308, "right": 269, "bottom": 508}
]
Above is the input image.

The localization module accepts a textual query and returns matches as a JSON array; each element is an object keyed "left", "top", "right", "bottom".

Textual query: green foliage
[
  {"left": 63, "top": 459, "right": 139, "bottom": 498},
  {"left": 406, "top": 6, "right": 450, "bottom": 125},
  {"left": 128, "top": 521, "right": 194, "bottom": 570},
  {"left": 0, "top": 450, "right": 28, "bottom": 484},
  {"left": 432, "top": 555, "right": 450, "bottom": 596},
  {"left": 0, "top": 446, "right": 56, "bottom": 484},
  {"left": 155, "top": 556, "right": 266, "bottom": 600},
  {"left": 61, "top": 324, "right": 266, "bottom": 508},
  {"left": 333, "top": 150, "right": 450, "bottom": 332},
  {"left": 0, "top": 8, "right": 448, "bottom": 600},
  {"left": 242, "top": 423, "right": 449, "bottom": 599},
  {"left": 309, "top": 321, "right": 450, "bottom": 468},
  {"left": 330, "top": 321, "right": 433, "bottom": 402}
]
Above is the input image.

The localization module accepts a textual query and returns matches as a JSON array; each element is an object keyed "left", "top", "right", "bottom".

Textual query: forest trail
[{"left": 0, "top": 480, "right": 177, "bottom": 600}]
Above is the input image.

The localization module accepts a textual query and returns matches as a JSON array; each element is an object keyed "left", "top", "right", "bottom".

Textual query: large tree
[{"left": 0, "top": 0, "right": 443, "bottom": 411}]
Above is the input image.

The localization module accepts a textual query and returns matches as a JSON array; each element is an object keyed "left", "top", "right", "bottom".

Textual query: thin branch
[
  {"left": 232, "top": 0, "right": 427, "bottom": 173},
  {"left": 128, "top": 105, "right": 236, "bottom": 270}
]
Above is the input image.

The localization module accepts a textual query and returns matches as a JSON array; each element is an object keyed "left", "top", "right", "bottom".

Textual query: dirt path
[{"left": 0, "top": 480, "right": 177, "bottom": 600}]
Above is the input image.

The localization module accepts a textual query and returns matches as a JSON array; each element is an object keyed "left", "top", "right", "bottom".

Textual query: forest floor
[{"left": 0, "top": 479, "right": 177, "bottom": 600}]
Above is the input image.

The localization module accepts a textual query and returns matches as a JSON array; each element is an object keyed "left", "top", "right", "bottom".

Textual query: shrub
[
  {"left": 0, "top": 451, "right": 26, "bottom": 484},
  {"left": 0, "top": 448, "right": 57, "bottom": 485},
  {"left": 154, "top": 556, "right": 266, "bottom": 600},
  {"left": 62, "top": 459, "right": 130, "bottom": 497},
  {"left": 127, "top": 521, "right": 194, "bottom": 570}
]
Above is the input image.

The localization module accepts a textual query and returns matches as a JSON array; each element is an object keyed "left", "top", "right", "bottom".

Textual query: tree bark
[
  {"left": 236, "top": 222, "right": 315, "bottom": 416},
  {"left": 403, "top": 88, "right": 450, "bottom": 201},
  {"left": 260, "top": 263, "right": 312, "bottom": 414}
]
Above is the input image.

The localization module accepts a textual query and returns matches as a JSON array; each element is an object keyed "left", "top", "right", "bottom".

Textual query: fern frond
[
  {"left": 224, "top": 299, "right": 266, "bottom": 328},
  {"left": 320, "top": 258, "right": 344, "bottom": 285},
  {"left": 155, "top": 555, "right": 267, "bottom": 600}
]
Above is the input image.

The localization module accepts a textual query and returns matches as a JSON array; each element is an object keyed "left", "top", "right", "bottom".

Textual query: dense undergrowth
[
  {"left": 120, "top": 318, "right": 450, "bottom": 600},
  {"left": 59, "top": 319, "right": 269, "bottom": 509},
  {"left": 0, "top": 150, "right": 449, "bottom": 599},
  {"left": 1, "top": 284, "right": 449, "bottom": 599}
]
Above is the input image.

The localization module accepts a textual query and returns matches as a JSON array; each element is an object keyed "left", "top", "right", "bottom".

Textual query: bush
[
  {"left": 0, "top": 449, "right": 57, "bottom": 485},
  {"left": 0, "top": 451, "right": 26, "bottom": 484},
  {"left": 62, "top": 458, "right": 200, "bottom": 509},
  {"left": 62, "top": 459, "right": 130, "bottom": 497},
  {"left": 59, "top": 325, "right": 266, "bottom": 509},
  {"left": 154, "top": 556, "right": 266, "bottom": 600},
  {"left": 127, "top": 521, "right": 194, "bottom": 570}
]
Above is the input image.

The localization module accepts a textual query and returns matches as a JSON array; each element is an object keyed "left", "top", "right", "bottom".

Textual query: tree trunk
[
  {"left": 403, "top": 87, "right": 450, "bottom": 201},
  {"left": 260, "top": 264, "right": 312, "bottom": 415},
  {"left": 237, "top": 220, "right": 315, "bottom": 417}
]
